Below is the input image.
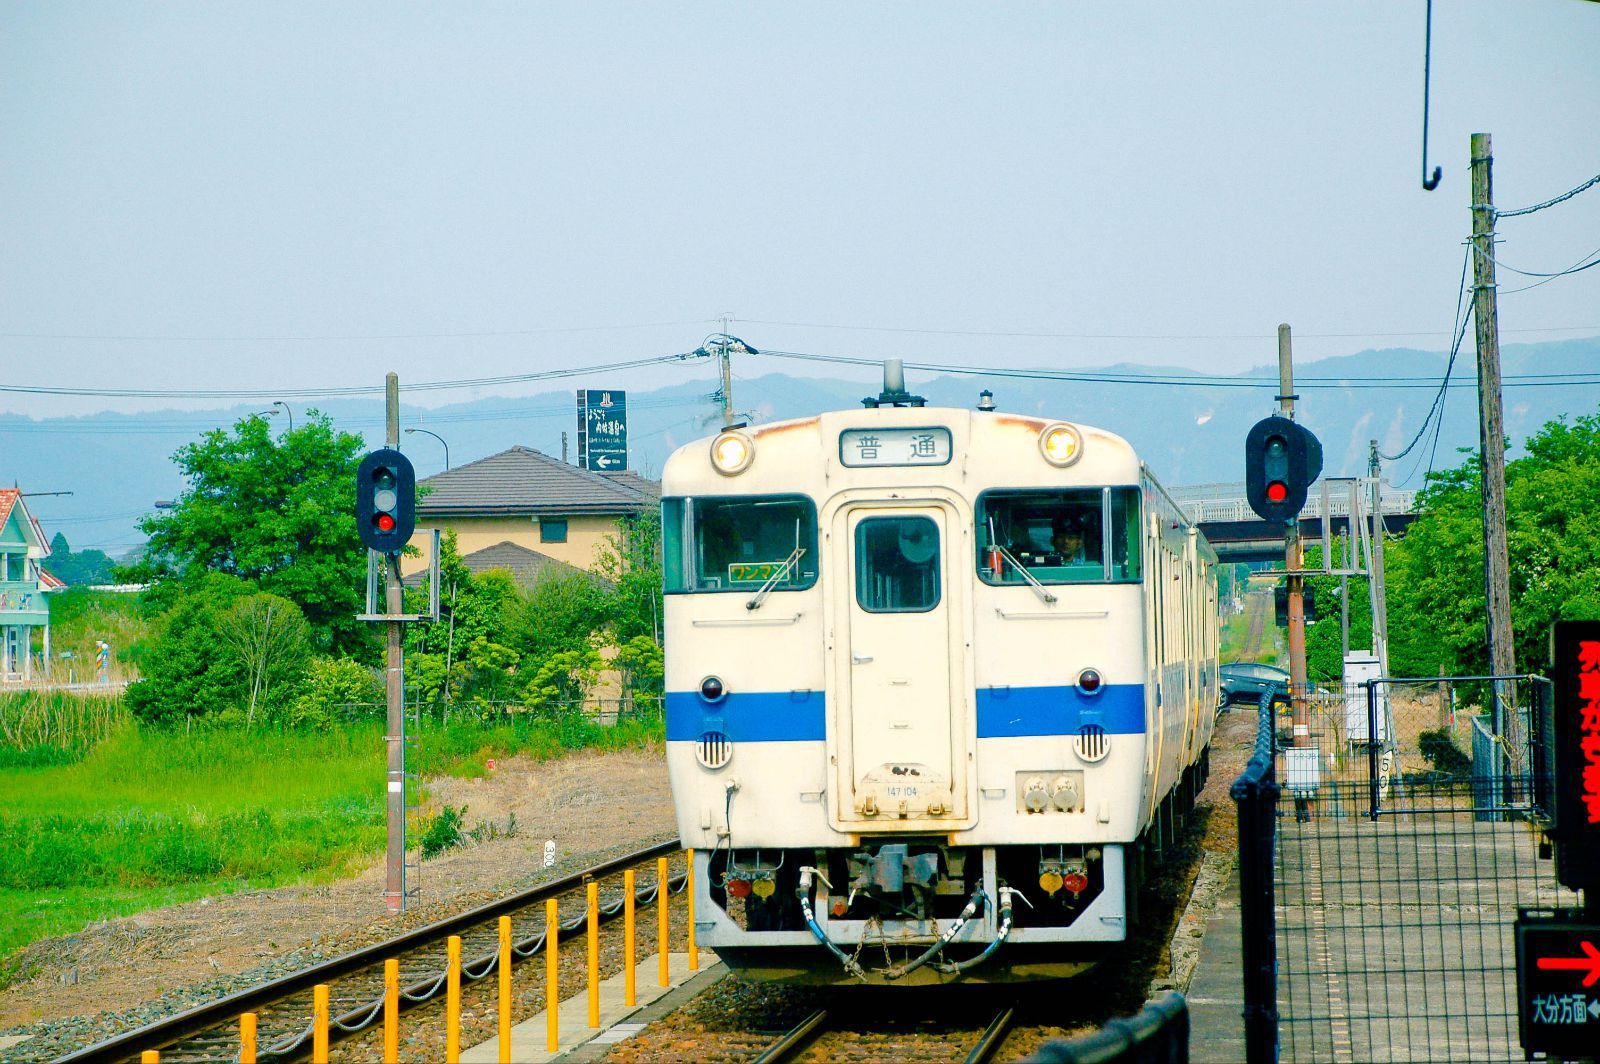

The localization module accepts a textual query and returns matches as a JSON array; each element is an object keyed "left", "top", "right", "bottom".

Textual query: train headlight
[
  {"left": 710, "top": 431, "right": 754, "bottom": 475},
  {"left": 1039, "top": 423, "right": 1084, "bottom": 467},
  {"left": 1076, "top": 668, "right": 1104, "bottom": 696}
]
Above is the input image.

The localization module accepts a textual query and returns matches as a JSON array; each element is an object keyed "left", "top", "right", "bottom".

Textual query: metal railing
[
  {"left": 1230, "top": 685, "right": 1281, "bottom": 1064},
  {"left": 1026, "top": 991, "right": 1190, "bottom": 1063}
]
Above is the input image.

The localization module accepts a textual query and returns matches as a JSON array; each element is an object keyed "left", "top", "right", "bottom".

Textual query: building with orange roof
[{"left": 0, "top": 489, "right": 64, "bottom": 681}]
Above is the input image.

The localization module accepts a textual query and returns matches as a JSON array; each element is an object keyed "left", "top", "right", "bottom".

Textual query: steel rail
[
  {"left": 964, "top": 1006, "right": 1015, "bottom": 1064},
  {"left": 749, "top": 1008, "right": 830, "bottom": 1064},
  {"left": 59, "top": 838, "right": 681, "bottom": 1064}
]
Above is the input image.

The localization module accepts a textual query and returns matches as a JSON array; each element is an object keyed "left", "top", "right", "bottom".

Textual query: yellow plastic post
[
  {"left": 140, "top": 1053, "right": 159, "bottom": 1064},
  {"left": 447, "top": 934, "right": 462, "bottom": 1063},
  {"left": 546, "top": 898, "right": 559, "bottom": 1053},
  {"left": 624, "top": 868, "right": 637, "bottom": 1006},
  {"left": 240, "top": 1012, "right": 258, "bottom": 1064},
  {"left": 657, "top": 855, "right": 670, "bottom": 987},
  {"left": 686, "top": 848, "right": 699, "bottom": 971},
  {"left": 384, "top": 959, "right": 399, "bottom": 1064},
  {"left": 312, "top": 983, "right": 330, "bottom": 1064},
  {"left": 587, "top": 880, "right": 600, "bottom": 1027},
  {"left": 498, "top": 916, "right": 512, "bottom": 1064}
]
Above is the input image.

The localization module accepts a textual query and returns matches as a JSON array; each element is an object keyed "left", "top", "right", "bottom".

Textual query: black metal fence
[{"left": 1233, "top": 674, "right": 1577, "bottom": 1062}]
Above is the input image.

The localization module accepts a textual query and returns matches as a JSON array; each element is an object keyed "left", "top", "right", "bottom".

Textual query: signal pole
[
  {"left": 384, "top": 373, "right": 406, "bottom": 912},
  {"left": 1279, "top": 324, "right": 1309, "bottom": 747},
  {"left": 1469, "top": 133, "right": 1519, "bottom": 767}
]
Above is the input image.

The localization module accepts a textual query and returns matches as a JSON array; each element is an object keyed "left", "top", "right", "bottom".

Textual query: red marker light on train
[
  {"left": 1077, "top": 668, "right": 1103, "bottom": 696},
  {"left": 699, "top": 676, "right": 726, "bottom": 703}
]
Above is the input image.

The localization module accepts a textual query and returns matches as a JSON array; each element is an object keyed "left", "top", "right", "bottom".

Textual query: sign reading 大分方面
[{"left": 839, "top": 427, "right": 952, "bottom": 468}]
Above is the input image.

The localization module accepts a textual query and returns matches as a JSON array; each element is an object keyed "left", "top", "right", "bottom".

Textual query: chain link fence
[{"left": 1234, "top": 675, "right": 1574, "bottom": 1062}]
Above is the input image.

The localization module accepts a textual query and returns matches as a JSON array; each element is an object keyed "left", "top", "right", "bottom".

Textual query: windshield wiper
[
  {"left": 746, "top": 546, "right": 807, "bottom": 610},
  {"left": 991, "top": 543, "right": 1057, "bottom": 605}
]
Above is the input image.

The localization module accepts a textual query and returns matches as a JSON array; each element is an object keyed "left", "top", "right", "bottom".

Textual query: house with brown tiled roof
[
  {"left": 402, "top": 446, "right": 658, "bottom": 579},
  {"left": 0, "top": 489, "right": 64, "bottom": 681}
]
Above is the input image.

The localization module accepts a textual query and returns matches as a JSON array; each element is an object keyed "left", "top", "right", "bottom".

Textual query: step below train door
[{"left": 834, "top": 503, "right": 963, "bottom": 827}]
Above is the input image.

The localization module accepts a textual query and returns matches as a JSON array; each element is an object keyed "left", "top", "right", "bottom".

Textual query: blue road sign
[{"left": 577, "top": 389, "right": 628, "bottom": 472}]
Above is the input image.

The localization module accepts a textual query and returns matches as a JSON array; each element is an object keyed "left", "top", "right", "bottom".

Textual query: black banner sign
[
  {"left": 1552, "top": 620, "right": 1600, "bottom": 890},
  {"left": 1516, "top": 910, "right": 1600, "bottom": 1057}
]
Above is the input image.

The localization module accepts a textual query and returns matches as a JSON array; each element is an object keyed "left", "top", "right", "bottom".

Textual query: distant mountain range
[{"left": 7, "top": 336, "right": 1599, "bottom": 552}]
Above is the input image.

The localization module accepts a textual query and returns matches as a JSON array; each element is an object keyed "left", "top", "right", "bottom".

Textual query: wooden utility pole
[
  {"left": 1469, "top": 133, "right": 1520, "bottom": 765},
  {"left": 718, "top": 316, "right": 735, "bottom": 427},
  {"left": 1368, "top": 441, "right": 1390, "bottom": 673},
  {"left": 384, "top": 373, "right": 407, "bottom": 912},
  {"left": 1280, "top": 324, "right": 1309, "bottom": 746}
]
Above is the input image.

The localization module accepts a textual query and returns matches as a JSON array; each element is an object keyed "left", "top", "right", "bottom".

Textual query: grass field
[
  {"left": 0, "top": 704, "right": 663, "bottom": 969},
  {"left": 32, "top": 587, "right": 151, "bottom": 683}
]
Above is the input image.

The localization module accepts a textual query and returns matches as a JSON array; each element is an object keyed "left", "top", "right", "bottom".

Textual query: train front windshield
[
  {"left": 978, "top": 487, "right": 1141, "bottom": 584},
  {"left": 663, "top": 495, "right": 820, "bottom": 593}
]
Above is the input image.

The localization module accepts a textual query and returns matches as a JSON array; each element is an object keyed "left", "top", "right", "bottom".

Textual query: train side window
[
  {"left": 977, "top": 487, "right": 1141, "bottom": 585},
  {"left": 662, "top": 494, "right": 819, "bottom": 594},
  {"left": 855, "top": 515, "right": 941, "bottom": 613}
]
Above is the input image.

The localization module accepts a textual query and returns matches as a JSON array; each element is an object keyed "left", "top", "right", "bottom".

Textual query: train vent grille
[
  {"left": 1074, "top": 724, "right": 1110, "bottom": 764},
  {"left": 696, "top": 730, "right": 733, "bottom": 770}
]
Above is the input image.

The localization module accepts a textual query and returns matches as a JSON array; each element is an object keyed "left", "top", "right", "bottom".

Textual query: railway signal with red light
[
  {"left": 1245, "top": 416, "right": 1323, "bottom": 525},
  {"left": 356, "top": 448, "right": 416, "bottom": 554}
]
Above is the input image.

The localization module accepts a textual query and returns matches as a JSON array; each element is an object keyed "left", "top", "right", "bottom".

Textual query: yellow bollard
[
  {"left": 624, "top": 868, "right": 637, "bottom": 1007},
  {"left": 447, "top": 934, "right": 462, "bottom": 1063},
  {"left": 498, "top": 916, "right": 512, "bottom": 1064},
  {"left": 657, "top": 855, "right": 670, "bottom": 987},
  {"left": 384, "top": 958, "right": 399, "bottom": 1064},
  {"left": 686, "top": 848, "right": 699, "bottom": 971},
  {"left": 312, "top": 983, "right": 330, "bottom": 1064},
  {"left": 546, "top": 898, "right": 559, "bottom": 1053},
  {"left": 240, "top": 1012, "right": 258, "bottom": 1064},
  {"left": 141, "top": 1053, "right": 159, "bottom": 1064},
  {"left": 587, "top": 880, "right": 600, "bottom": 1027}
]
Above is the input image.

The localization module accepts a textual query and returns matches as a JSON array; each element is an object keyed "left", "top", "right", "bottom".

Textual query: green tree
[
  {"left": 594, "top": 512, "right": 663, "bottom": 645},
  {"left": 216, "top": 592, "right": 313, "bottom": 726},
  {"left": 125, "top": 573, "right": 256, "bottom": 725},
  {"left": 123, "top": 413, "right": 370, "bottom": 653},
  {"left": 288, "top": 657, "right": 383, "bottom": 729},
  {"left": 1382, "top": 408, "right": 1600, "bottom": 677}
]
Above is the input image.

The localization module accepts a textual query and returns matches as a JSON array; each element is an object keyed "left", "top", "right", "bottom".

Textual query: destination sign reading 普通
[{"left": 839, "top": 427, "right": 952, "bottom": 468}]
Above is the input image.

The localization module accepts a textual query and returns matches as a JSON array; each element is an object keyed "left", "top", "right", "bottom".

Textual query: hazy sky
[{"left": 3, "top": 2, "right": 1598, "bottom": 417}]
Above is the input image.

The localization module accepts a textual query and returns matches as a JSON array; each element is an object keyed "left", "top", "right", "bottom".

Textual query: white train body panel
[{"left": 662, "top": 402, "right": 1218, "bottom": 983}]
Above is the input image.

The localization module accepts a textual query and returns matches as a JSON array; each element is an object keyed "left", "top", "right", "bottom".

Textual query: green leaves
[{"left": 122, "top": 411, "right": 370, "bottom": 654}]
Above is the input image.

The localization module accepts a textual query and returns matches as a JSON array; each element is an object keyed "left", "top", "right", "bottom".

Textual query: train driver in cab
[{"left": 1052, "top": 516, "right": 1088, "bottom": 564}]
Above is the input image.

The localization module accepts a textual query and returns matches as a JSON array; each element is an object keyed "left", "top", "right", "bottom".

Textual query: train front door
[{"left": 837, "top": 505, "right": 961, "bottom": 824}]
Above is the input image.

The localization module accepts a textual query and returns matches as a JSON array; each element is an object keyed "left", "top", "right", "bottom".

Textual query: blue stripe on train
[
  {"left": 974, "top": 683, "right": 1145, "bottom": 737},
  {"left": 666, "top": 684, "right": 1146, "bottom": 742},
  {"left": 666, "top": 690, "right": 826, "bottom": 742}
]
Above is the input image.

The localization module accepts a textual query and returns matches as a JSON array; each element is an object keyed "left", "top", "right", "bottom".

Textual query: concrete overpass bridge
[{"left": 1167, "top": 482, "right": 1421, "bottom": 564}]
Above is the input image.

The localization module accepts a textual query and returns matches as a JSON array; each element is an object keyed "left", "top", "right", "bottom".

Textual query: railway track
[
  {"left": 751, "top": 1004, "right": 1016, "bottom": 1064},
  {"left": 60, "top": 840, "right": 685, "bottom": 1064}
]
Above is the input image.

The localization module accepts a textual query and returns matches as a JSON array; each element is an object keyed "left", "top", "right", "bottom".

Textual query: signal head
[{"left": 356, "top": 448, "right": 416, "bottom": 553}]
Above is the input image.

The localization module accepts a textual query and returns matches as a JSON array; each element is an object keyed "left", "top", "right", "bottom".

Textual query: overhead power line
[
  {"left": 1496, "top": 170, "right": 1600, "bottom": 220},
  {"left": 0, "top": 352, "right": 703, "bottom": 400},
  {"left": 732, "top": 316, "right": 1600, "bottom": 342},
  {"left": 0, "top": 318, "right": 716, "bottom": 343},
  {"left": 1383, "top": 248, "right": 1475, "bottom": 466},
  {"left": 748, "top": 347, "right": 1599, "bottom": 391}
]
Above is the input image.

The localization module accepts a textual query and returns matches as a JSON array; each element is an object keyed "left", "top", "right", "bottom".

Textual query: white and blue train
[{"left": 662, "top": 365, "right": 1219, "bottom": 984}]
